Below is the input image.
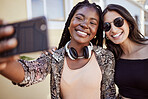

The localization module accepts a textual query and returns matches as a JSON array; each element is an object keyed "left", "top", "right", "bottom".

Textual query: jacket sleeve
[
  {"left": 13, "top": 52, "right": 52, "bottom": 87},
  {"left": 104, "top": 50, "right": 116, "bottom": 99},
  {"left": 96, "top": 47, "right": 116, "bottom": 99}
]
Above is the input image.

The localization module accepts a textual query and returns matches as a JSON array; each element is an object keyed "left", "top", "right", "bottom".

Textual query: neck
[{"left": 120, "top": 38, "right": 141, "bottom": 56}]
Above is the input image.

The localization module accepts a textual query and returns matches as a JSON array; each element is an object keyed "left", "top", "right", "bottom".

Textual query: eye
[
  {"left": 76, "top": 16, "right": 83, "bottom": 20},
  {"left": 90, "top": 21, "right": 97, "bottom": 25},
  {"left": 114, "top": 17, "right": 124, "bottom": 27}
]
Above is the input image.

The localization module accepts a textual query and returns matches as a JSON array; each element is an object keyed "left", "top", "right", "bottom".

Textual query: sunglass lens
[
  {"left": 114, "top": 17, "right": 124, "bottom": 27},
  {"left": 104, "top": 22, "right": 111, "bottom": 32}
]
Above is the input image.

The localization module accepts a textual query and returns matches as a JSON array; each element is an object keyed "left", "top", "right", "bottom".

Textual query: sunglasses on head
[{"left": 103, "top": 17, "right": 124, "bottom": 32}]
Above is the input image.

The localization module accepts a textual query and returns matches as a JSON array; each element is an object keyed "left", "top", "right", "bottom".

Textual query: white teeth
[
  {"left": 77, "top": 31, "right": 87, "bottom": 36},
  {"left": 112, "top": 33, "right": 121, "bottom": 38}
]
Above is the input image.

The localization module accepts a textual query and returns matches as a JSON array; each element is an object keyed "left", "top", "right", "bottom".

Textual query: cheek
[
  {"left": 122, "top": 25, "right": 130, "bottom": 37},
  {"left": 105, "top": 32, "right": 110, "bottom": 37},
  {"left": 123, "top": 21, "right": 130, "bottom": 33},
  {"left": 92, "top": 27, "right": 98, "bottom": 35}
]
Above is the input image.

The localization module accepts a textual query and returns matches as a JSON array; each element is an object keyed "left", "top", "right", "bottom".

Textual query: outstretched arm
[
  {"left": 0, "top": 19, "right": 25, "bottom": 83},
  {"left": 0, "top": 59, "right": 25, "bottom": 83}
]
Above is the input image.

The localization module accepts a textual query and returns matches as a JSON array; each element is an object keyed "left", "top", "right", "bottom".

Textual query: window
[
  {"left": 46, "top": 0, "right": 65, "bottom": 21},
  {"left": 27, "top": 0, "right": 73, "bottom": 29}
]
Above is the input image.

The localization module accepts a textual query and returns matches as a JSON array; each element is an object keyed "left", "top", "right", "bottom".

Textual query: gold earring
[
  {"left": 94, "top": 36, "right": 96, "bottom": 39},
  {"left": 105, "top": 36, "right": 109, "bottom": 40},
  {"left": 68, "top": 27, "right": 70, "bottom": 30}
]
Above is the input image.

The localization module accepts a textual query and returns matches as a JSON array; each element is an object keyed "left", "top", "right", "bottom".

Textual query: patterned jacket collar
[
  {"left": 52, "top": 47, "right": 65, "bottom": 62},
  {"left": 51, "top": 46, "right": 101, "bottom": 62}
]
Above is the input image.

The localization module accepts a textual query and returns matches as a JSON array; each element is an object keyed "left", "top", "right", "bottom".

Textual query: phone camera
[{"left": 40, "top": 24, "right": 47, "bottom": 31}]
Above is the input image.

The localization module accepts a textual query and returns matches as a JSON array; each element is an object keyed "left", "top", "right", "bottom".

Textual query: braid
[{"left": 58, "top": 0, "right": 103, "bottom": 49}]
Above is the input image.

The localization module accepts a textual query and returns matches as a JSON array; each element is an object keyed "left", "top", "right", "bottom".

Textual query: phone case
[{"left": 0, "top": 16, "right": 49, "bottom": 57}]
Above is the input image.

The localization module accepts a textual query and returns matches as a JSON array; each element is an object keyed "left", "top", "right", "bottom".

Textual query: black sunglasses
[{"left": 103, "top": 17, "right": 124, "bottom": 32}]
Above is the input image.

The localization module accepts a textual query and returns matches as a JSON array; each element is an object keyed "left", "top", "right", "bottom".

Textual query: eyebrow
[{"left": 76, "top": 13, "right": 99, "bottom": 23}]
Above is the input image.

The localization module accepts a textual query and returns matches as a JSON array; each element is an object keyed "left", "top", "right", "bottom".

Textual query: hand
[
  {"left": 0, "top": 19, "right": 18, "bottom": 71},
  {"left": 43, "top": 47, "right": 57, "bottom": 55},
  {"left": 0, "top": 20, "right": 17, "bottom": 53},
  {"left": 0, "top": 55, "right": 19, "bottom": 71},
  {"left": 48, "top": 47, "right": 57, "bottom": 54}
]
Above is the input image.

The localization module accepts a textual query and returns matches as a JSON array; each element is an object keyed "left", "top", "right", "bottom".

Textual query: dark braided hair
[{"left": 58, "top": 0, "right": 103, "bottom": 49}]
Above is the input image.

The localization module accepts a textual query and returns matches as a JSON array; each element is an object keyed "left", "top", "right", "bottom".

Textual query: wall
[{"left": 0, "top": 0, "right": 27, "bottom": 22}]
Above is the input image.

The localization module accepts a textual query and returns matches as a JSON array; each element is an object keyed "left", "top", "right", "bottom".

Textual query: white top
[{"left": 60, "top": 53, "right": 102, "bottom": 99}]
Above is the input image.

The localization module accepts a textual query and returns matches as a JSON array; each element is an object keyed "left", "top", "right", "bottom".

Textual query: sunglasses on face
[{"left": 103, "top": 17, "right": 124, "bottom": 32}]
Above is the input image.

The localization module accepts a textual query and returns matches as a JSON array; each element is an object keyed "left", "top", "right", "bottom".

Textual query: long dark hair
[
  {"left": 102, "top": 4, "right": 148, "bottom": 60},
  {"left": 58, "top": 0, "right": 103, "bottom": 49}
]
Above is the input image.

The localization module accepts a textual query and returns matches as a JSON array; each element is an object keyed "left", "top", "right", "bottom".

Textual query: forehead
[
  {"left": 75, "top": 6, "right": 99, "bottom": 19},
  {"left": 104, "top": 11, "right": 123, "bottom": 22}
]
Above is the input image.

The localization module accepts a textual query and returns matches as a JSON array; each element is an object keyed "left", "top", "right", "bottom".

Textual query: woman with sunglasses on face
[
  {"left": 102, "top": 4, "right": 148, "bottom": 99},
  {"left": 0, "top": 0, "right": 116, "bottom": 99}
]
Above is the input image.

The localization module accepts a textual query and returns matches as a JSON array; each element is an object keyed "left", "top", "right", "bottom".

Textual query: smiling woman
[{"left": 102, "top": 4, "right": 148, "bottom": 99}]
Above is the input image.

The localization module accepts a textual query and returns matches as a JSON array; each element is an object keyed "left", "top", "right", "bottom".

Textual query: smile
[
  {"left": 77, "top": 31, "right": 90, "bottom": 37},
  {"left": 112, "top": 32, "right": 123, "bottom": 38}
]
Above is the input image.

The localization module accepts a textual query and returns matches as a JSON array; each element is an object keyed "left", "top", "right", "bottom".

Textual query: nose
[
  {"left": 110, "top": 23, "right": 118, "bottom": 33},
  {"left": 80, "top": 21, "right": 88, "bottom": 29}
]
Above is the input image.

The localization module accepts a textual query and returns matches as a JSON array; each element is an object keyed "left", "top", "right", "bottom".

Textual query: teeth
[
  {"left": 77, "top": 31, "right": 87, "bottom": 36},
  {"left": 112, "top": 33, "right": 121, "bottom": 37}
]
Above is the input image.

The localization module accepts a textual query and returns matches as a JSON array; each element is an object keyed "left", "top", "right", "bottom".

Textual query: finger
[
  {"left": 52, "top": 47, "right": 57, "bottom": 51},
  {"left": 48, "top": 47, "right": 57, "bottom": 54},
  {"left": 0, "top": 26, "right": 14, "bottom": 39},
  {"left": 42, "top": 51, "right": 49, "bottom": 55},
  {"left": 0, "top": 55, "right": 19, "bottom": 63},
  {"left": 0, "top": 19, "right": 3, "bottom": 25},
  {"left": 49, "top": 47, "right": 57, "bottom": 52},
  {"left": 48, "top": 49, "right": 54, "bottom": 55},
  {"left": 0, "top": 63, "right": 7, "bottom": 71},
  {"left": 0, "top": 19, "right": 7, "bottom": 24},
  {"left": 0, "top": 38, "right": 17, "bottom": 53}
]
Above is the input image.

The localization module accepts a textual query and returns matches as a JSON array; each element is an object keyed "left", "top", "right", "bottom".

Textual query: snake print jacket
[{"left": 16, "top": 46, "right": 116, "bottom": 99}]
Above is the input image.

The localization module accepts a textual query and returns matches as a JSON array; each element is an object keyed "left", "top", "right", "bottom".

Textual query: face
[
  {"left": 103, "top": 11, "right": 130, "bottom": 44},
  {"left": 69, "top": 6, "right": 99, "bottom": 44}
]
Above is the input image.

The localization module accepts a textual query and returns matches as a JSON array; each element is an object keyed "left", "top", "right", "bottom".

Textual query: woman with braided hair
[{"left": 0, "top": 0, "right": 116, "bottom": 98}]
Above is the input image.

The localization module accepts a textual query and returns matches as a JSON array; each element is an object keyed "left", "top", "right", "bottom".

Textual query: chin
[{"left": 112, "top": 40, "right": 122, "bottom": 45}]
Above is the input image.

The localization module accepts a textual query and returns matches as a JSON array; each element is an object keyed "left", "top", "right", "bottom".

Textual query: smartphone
[{"left": 0, "top": 16, "right": 49, "bottom": 57}]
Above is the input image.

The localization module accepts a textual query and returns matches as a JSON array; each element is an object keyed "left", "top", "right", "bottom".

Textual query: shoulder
[
  {"left": 41, "top": 47, "right": 65, "bottom": 62},
  {"left": 93, "top": 46, "right": 114, "bottom": 58},
  {"left": 139, "top": 43, "right": 148, "bottom": 58},
  {"left": 93, "top": 46, "right": 115, "bottom": 67},
  {"left": 51, "top": 47, "right": 65, "bottom": 62}
]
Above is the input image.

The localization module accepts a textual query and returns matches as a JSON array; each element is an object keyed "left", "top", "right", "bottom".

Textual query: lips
[
  {"left": 112, "top": 32, "right": 123, "bottom": 38},
  {"left": 76, "top": 30, "right": 90, "bottom": 37},
  {"left": 77, "top": 31, "right": 87, "bottom": 35}
]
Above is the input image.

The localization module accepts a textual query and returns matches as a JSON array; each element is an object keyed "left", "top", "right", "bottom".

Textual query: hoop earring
[
  {"left": 105, "top": 35, "right": 109, "bottom": 40},
  {"left": 94, "top": 36, "right": 96, "bottom": 39}
]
